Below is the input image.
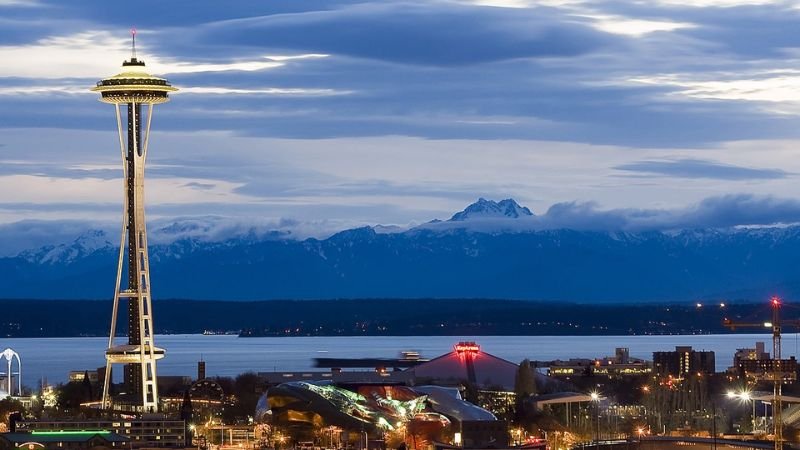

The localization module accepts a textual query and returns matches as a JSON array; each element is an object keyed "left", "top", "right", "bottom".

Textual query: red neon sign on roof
[{"left": 454, "top": 341, "right": 480, "bottom": 354}]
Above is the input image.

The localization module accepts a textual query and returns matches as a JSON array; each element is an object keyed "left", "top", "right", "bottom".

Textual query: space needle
[{"left": 92, "top": 30, "right": 176, "bottom": 412}]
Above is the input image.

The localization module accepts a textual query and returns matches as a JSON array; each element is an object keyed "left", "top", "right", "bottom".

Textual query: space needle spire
[
  {"left": 130, "top": 27, "right": 137, "bottom": 60},
  {"left": 91, "top": 31, "right": 177, "bottom": 413}
]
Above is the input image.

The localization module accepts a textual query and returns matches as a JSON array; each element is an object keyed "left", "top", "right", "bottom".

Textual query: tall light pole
[
  {"left": 727, "top": 390, "right": 756, "bottom": 433},
  {"left": 742, "top": 392, "right": 756, "bottom": 433},
  {"left": 591, "top": 392, "right": 600, "bottom": 446},
  {"left": 711, "top": 399, "right": 717, "bottom": 450}
]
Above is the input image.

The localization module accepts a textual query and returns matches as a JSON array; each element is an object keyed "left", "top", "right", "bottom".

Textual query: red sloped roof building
[{"left": 410, "top": 342, "right": 518, "bottom": 391}]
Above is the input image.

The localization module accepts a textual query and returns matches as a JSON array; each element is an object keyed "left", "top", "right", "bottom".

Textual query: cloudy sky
[{"left": 4, "top": 0, "right": 800, "bottom": 238}]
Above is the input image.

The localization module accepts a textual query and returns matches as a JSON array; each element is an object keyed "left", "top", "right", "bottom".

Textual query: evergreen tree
[
  {"left": 515, "top": 359, "right": 537, "bottom": 397},
  {"left": 82, "top": 371, "right": 93, "bottom": 401},
  {"left": 463, "top": 381, "right": 479, "bottom": 404},
  {"left": 181, "top": 390, "right": 194, "bottom": 422},
  {"left": 181, "top": 390, "right": 194, "bottom": 447},
  {"left": 513, "top": 359, "right": 538, "bottom": 428}
]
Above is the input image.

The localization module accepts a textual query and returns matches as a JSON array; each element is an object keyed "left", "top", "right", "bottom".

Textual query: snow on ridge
[
  {"left": 20, "top": 228, "right": 114, "bottom": 264},
  {"left": 7, "top": 216, "right": 366, "bottom": 257},
  {"left": 372, "top": 224, "right": 409, "bottom": 234},
  {"left": 8, "top": 196, "right": 800, "bottom": 257},
  {"left": 414, "top": 215, "right": 540, "bottom": 234},
  {"left": 449, "top": 198, "right": 534, "bottom": 221}
]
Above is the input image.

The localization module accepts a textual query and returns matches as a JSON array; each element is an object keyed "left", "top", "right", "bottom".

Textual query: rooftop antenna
[{"left": 131, "top": 27, "right": 137, "bottom": 60}]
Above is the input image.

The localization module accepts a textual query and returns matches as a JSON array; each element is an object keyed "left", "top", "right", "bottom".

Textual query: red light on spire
[
  {"left": 772, "top": 296, "right": 781, "bottom": 307},
  {"left": 129, "top": 27, "right": 137, "bottom": 60}
]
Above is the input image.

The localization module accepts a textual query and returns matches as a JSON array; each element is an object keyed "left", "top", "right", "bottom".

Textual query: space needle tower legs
[{"left": 92, "top": 31, "right": 176, "bottom": 412}]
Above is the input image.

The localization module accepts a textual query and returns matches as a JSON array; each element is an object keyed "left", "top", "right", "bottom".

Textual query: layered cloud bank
[
  {"left": 417, "top": 195, "right": 800, "bottom": 232},
  {"left": 3, "top": 1, "right": 800, "bottom": 229},
  {"left": 6, "top": 195, "right": 800, "bottom": 257}
]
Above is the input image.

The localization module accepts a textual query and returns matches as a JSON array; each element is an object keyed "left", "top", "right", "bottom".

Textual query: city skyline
[
  {"left": 4, "top": 1, "right": 800, "bottom": 237},
  {"left": 4, "top": 3, "right": 800, "bottom": 447}
]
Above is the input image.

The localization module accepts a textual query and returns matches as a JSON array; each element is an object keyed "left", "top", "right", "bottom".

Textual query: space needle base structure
[{"left": 92, "top": 32, "right": 176, "bottom": 413}]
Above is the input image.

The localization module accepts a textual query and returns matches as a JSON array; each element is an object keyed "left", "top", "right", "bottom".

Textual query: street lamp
[
  {"left": 742, "top": 392, "right": 756, "bottom": 433},
  {"left": 636, "top": 427, "right": 645, "bottom": 450},
  {"left": 514, "top": 428, "right": 523, "bottom": 445},
  {"left": 188, "top": 425, "right": 196, "bottom": 450},
  {"left": 590, "top": 392, "right": 601, "bottom": 446},
  {"left": 727, "top": 390, "right": 756, "bottom": 433}
]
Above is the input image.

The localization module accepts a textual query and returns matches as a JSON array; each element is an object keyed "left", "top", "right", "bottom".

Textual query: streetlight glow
[{"left": 727, "top": 389, "right": 757, "bottom": 434}]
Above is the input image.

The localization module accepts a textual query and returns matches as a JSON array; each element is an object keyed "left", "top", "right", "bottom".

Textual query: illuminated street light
[
  {"left": 636, "top": 427, "right": 646, "bottom": 450},
  {"left": 727, "top": 389, "right": 756, "bottom": 433},
  {"left": 590, "top": 392, "right": 601, "bottom": 445},
  {"left": 513, "top": 428, "right": 523, "bottom": 445}
]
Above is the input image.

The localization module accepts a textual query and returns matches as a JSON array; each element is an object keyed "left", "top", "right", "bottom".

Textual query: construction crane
[{"left": 723, "top": 297, "right": 800, "bottom": 450}]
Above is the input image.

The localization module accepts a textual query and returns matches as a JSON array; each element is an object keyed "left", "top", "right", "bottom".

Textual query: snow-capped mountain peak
[
  {"left": 73, "top": 229, "right": 113, "bottom": 250},
  {"left": 19, "top": 229, "right": 113, "bottom": 264},
  {"left": 449, "top": 198, "right": 533, "bottom": 221}
]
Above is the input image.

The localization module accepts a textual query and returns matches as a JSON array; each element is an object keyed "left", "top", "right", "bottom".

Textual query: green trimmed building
[{"left": 0, "top": 430, "right": 128, "bottom": 450}]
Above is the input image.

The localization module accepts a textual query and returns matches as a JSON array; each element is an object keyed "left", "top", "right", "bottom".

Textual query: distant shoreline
[
  {"left": 0, "top": 298, "right": 776, "bottom": 338},
  {"left": 8, "top": 334, "right": 774, "bottom": 385}
]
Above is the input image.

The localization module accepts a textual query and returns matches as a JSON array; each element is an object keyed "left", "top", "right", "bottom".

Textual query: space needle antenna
[{"left": 131, "top": 27, "right": 137, "bottom": 60}]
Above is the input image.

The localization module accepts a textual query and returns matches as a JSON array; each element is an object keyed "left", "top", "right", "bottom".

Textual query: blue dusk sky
[{"left": 4, "top": 0, "right": 800, "bottom": 239}]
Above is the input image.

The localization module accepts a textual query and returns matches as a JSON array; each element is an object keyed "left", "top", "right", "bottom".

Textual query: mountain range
[{"left": 3, "top": 198, "right": 800, "bottom": 302}]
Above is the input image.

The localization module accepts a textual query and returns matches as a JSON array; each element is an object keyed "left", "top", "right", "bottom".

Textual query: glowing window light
[{"left": 31, "top": 431, "right": 111, "bottom": 436}]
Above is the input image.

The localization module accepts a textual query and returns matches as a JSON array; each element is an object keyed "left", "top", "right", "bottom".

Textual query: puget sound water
[{"left": 0, "top": 333, "right": 792, "bottom": 387}]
